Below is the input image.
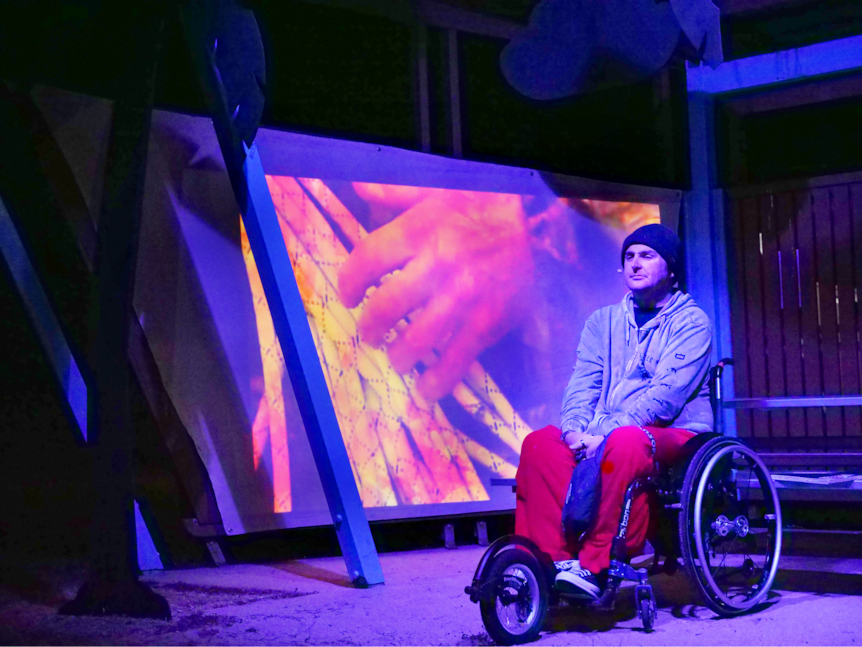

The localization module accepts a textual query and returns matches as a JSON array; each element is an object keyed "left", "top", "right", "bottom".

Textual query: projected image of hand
[{"left": 338, "top": 190, "right": 535, "bottom": 401}]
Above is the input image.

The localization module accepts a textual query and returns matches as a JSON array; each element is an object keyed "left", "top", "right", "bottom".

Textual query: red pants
[{"left": 515, "top": 425, "right": 694, "bottom": 573}]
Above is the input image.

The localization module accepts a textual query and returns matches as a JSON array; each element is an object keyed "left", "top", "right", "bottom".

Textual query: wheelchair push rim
[{"left": 687, "top": 441, "right": 782, "bottom": 614}]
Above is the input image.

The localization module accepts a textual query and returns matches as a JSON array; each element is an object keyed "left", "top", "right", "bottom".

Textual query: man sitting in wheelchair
[{"left": 516, "top": 223, "right": 714, "bottom": 599}]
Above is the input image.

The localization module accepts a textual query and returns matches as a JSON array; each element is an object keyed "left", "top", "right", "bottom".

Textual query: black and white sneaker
[
  {"left": 555, "top": 567, "right": 601, "bottom": 599},
  {"left": 553, "top": 559, "right": 580, "bottom": 573}
]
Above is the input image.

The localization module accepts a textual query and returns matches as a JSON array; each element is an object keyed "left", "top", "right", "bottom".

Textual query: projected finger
[
  {"left": 338, "top": 225, "right": 414, "bottom": 307},
  {"left": 358, "top": 259, "right": 435, "bottom": 346},
  {"left": 387, "top": 291, "right": 461, "bottom": 376},
  {"left": 417, "top": 324, "right": 489, "bottom": 402},
  {"left": 338, "top": 198, "right": 445, "bottom": 307}
]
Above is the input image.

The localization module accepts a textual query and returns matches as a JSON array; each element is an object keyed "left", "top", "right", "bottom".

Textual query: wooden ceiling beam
[
  {"left": 283, "top": 0, "right": 524, "bottom": 38},
  {"left": 716, "top": 0, "right": 815, "bottom": 16}
]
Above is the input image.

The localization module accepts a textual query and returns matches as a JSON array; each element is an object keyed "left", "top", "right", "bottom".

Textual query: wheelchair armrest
[
  {"left": 710, "top": 359, "right": 734, "bottom": 427},
  {"left": 710, "top": 358, "right": 734, "bottom": 381}
]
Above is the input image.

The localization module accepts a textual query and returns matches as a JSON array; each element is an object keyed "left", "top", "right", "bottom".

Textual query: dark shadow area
[
  {"left": 0, "top": 561, "right": 88, "bottom": 608},
  {"left": 544, "top": 595, "right": 637, "bottom": 635},
  {"left": 773, "top": 569, "right": 862, "bottom": 596},
  {"left": 223, "top": 526, "right": 342, "bottom": 564},
  {"left": 223, "top": 512, "right": 515, "bottom": 565},
  {"left": 541, "top": 572, "right": 682, "bottom": 635},
  {"left": 541, "top": 567, "right": 787, "bottom": 637}
]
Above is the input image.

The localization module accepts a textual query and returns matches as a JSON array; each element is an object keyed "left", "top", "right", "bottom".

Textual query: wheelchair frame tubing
[{"left": 612, "top": 477, "right": 648, "bottom": 557}]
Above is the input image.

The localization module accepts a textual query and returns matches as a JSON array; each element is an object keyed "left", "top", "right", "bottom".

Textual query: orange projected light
[{"left": 242, "top": 177, "right": 659, "bottom": 511}]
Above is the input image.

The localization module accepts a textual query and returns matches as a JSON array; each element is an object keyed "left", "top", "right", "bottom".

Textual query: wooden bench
[{"left": 724, "top": 395, "right": 862, "bottom": 502}]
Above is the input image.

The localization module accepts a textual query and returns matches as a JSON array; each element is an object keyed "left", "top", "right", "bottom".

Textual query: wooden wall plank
[
  {"left": 795, "top": 189, "right": 826, "bottom": 440},
  {"left": 728, "top": 196, "right": 753, "bottom": 438},
  {"left": 776, "top": 191, "right": 806, "bottom": 441},
  {"left": 741, "top": 196, "right": 771, "bottom": 439},
  {"left": 832, "top": 185, "right": 861, "bottom": 438},
  {"left": 760, "top": 193, "right": 789, "bottom": 438},
  {"left": 727, "top": 180, "right": 862, "bottom": 449},
  {"left": 813, "top": 188, "right": 843, "bottom": 439},
  {"left": 852, "top": 185, "right": 862, "bottom": 434}
]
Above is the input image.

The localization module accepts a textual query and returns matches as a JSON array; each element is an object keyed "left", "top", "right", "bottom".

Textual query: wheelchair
[{"left": 464, "top": 360, "right": 783, "bottom": 644}]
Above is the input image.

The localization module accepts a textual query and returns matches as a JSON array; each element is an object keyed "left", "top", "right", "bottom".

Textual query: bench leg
[
  {"left": 443, "top": 523, "right": 456, "bottom": 549},
  {"left": 475, "top": 520, "right": 489, "bottom": 546}
]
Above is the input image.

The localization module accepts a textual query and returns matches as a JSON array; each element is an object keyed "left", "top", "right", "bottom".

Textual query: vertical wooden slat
[
  {"left": 813, "top": 188, "right": 843, "bottom": 439},
  {"left": 729, "top": 197, "right": 752, "bottom": 438},
  {"left": 795, "top": 189, "right": 825, "bottom": 441},
  {"left": 852, "top": 185, "right": 862, "bottom": 432},
  {"left": 776, "top": 192, "right": 806, "bottom": 441},
  {"left": 760, "top": 193, "right": 789, "bottom": 439},
  {"left": 741, "top": 196, "right": 771, "bottom": 440},
  {"left": 832, "top": 186, "right": 862, "bottom": 438},
  {"left": 730, "top": 180, "right": 862, "bottom": 448}
]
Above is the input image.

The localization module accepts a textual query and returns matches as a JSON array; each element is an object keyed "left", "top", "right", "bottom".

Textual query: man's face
[{"left": 623, "top": 244, "right": 673, "bottom": 295}]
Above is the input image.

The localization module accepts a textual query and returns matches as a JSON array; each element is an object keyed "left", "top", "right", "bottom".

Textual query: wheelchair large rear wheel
[
  {"left": 480, "top": 546, "right": 549, "bottom": 645},
  {"left": 679, "top": 437, "right": 782, "bottom": 616}
]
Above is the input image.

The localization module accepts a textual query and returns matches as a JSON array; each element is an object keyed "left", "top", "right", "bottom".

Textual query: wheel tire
[
  {"left": 678, "top": 436, "right": 738, "bottom": 615},
  {"left": 639, "top": 597, "right": 656, "bottom": 632},
  {"left": 679, "top": 437, "right": 782, "bottom": 616},
  {"left": 480, "top": 547, "right": 549, "bottom": 645}
]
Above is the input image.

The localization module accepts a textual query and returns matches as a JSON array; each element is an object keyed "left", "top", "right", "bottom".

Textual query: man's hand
[
  {"left": 338, "top": 191, "right": 535, "bottom": 401},
  {"left": 564, "top": 431, "right": 604, "bottom": 461}
]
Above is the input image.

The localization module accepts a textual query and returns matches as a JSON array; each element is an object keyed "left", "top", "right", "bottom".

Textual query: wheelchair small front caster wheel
[
  {"left": 638, "top": 596, "right": 656, "bottom": 632},
  {"left": 635, "top": 584, "right": 657, "bottom": 632},
  {"left": 480, "top": 547, "right": 549, "bottom": 645}
]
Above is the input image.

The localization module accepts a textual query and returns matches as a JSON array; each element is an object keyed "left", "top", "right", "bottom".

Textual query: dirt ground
[{"left": 1, "top": 547, "right": 860, "bottom": 645}]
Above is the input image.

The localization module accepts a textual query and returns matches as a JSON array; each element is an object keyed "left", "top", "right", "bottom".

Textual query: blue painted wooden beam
[
  {"left": 682, "top": 94, "right": 737, "bottom": 437},
  {"left": 687, "top": 33, "right": 862, "bottom": 95},
  {"left": 180, "top": 2, "right": 383, "bottom": 586},
  {"left": 0, "top": 194, "right": 88, "bottom": 442},
  {"left": 242, "top": 144, "right": 384, "bottom": 586}
]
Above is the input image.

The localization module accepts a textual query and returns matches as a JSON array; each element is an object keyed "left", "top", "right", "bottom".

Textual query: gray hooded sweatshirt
[{"left": 561, "top": 290, "right": 713, "bottom": 437}]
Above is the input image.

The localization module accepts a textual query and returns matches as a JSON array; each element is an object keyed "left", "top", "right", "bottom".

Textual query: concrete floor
[{"left": 1, "top": 547, "right": 860, "bottom": 645}]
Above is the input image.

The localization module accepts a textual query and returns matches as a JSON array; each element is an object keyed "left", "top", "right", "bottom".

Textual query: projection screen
[{"left": 137, "top": 110, "right": 670, "bottom": 535}]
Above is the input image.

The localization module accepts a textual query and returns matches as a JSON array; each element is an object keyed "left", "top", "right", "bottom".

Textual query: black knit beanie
[{"left": 621, "top": 223, "right": 684, "bottom": 283}]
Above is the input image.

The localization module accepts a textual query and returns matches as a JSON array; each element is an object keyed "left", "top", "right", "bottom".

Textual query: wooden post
[{"left": 60, "top": 4, "right": 170, "bottom": 618}]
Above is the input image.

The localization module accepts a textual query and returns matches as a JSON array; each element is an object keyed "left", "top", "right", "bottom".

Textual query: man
[{"left": 515, "top": 223, "right": 714, "bottom": 598}]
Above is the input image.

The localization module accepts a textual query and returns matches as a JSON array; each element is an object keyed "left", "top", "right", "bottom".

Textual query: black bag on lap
[{"left": 562, "top": 436, "right": 608, "bottom": 542}]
